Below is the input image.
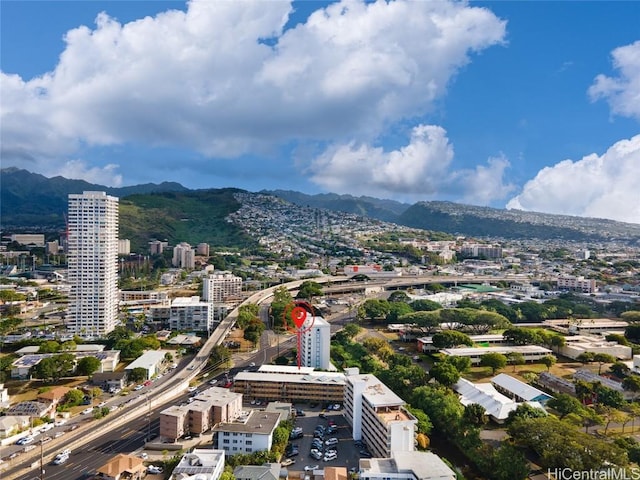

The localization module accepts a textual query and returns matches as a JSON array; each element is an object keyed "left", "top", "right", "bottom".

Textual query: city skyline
[{"left": 1, "top": 1, "right": 639, "bottom": 224}]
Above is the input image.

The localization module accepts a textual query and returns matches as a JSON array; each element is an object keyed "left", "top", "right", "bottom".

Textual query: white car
[
  {"left": 147, "top": 465, "right": 163, "bottom": 474},
  {"left": 53, "top": 452, "right": 69, "bottom": 465},
  {"left": 40, "top": 423, "right": 54, "bottom": 432},
  {"left": 325, "top": 438, "right": 338, "bottom": 446},
  {"left": 138, "top": 452, "right": 149, "bottom": 460},
  {"left": 187, "top": 386, "right": 198, "bottom": 392},
  {"left": 53, "top": 420, "right": 67, "bottom": 427},
  {"left": 323, "top": 452, "right": 337, "bottom": 462},
  {"left": 81, "top": 407, "right": 94, "bottom": 415},
  {"left": 97, "top": 401, "right": 107, "bottom": 408},
  {"left": 16, "top": 436, "right": 34, "bottom": 445},
  {"left": 305, "top": 465, "right": 319, "bottom": 472}
]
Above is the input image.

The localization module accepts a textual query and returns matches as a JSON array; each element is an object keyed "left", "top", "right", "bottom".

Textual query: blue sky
[{"left": 1, "top": 0, "right": 639, "bottom": 223}]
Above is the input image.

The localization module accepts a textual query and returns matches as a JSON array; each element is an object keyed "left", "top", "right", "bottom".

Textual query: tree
[
  {"left": 61, "top": 389, "right": 84, "bottom": 408},
  {"left": 386, "top": 301, "right": 414, "bottom": 323},
  {"left": 409, "top": 299, "right": 441, "bottom": 312},
  {"left": 388, "top": 291, "right": 410, "bottom": 303},
  {"left": 32, "top": 353, "right": 75, "bottom": 381},
  {"left": 76, "top": 356, "right": 102, "bottom": 377},
  {"left": 296, "top": 281, "right": 323, "bottom": 300},
  {"left": 503, "top": 328, "right": 541, "bottom": 346},
  {"left": 610, "top": 361, "right": 631, "bottom": 379},
  {"left": 549, "top": 334, "right": 566, "bottom": 353},
  {"left": 429, "top": 362, "right": 461, "bottom": 387},
  {"left": 270, "top": 287, "right": 294, "bottom": 330},
  {"left": 431, "top": 331, "right": 473, "bottom": 349},
  {"left": 576, "top": 351, "right": 595, "bottom": 364},
  {"left": 463, "top": 403, "right": 488, "bottom": 426},
  {"left": 593, "top": 353, "right": 616, "bottom": 375},
  {"left": 128, "top": 367, "right": 148, "bottom": 383},
  {"left": 405, "top": 405, "right": 432, "bottom": 434},
  {"left": 623, "top": 375, "right": 640, "bottom": 402},
  {"left": 341, "top": 323, "right": 361, "bottom": 339},
  {"left": 480, "top": 353, "right": 507, "bottom": 374},
  {"left": 237, "top": 303, "right": 260, "bottom": 329},
  {"left": 507, "top": 351, "right": 525, "bottom": 372},
  {"left": 541, "top": 355, "right": 556, "bottom": 372},
  {"left": 491, "top": 443, "right": 529, "bottom": 480},
  {"left": 506, "top": 403, "right": 547, "bottom": 424},
  {"left": 358, "top": 299, "right": 390, "bottom": 322},
  {"left": 38, "top": 340, "right": 61, "bottom": 353},
  {"left": 400, "top": 311, "right": 440, "bottom": 334},
  {"left": 546, "top": 393, "right": 584, "bottom": 419}
]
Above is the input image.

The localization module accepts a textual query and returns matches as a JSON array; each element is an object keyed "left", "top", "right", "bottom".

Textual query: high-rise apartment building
[
  {"left": 67, "top": 191, "right": 119, "bottom": 337},
  {"left": 300, "top": 316, "right": 331, "bottom": 370},
  {"left": 202, "top": 271, "right": 243, "bottom": 303},
  {"left": 172, "top": 242, "right": 195, "bottom": 269},
  {"left": 344, "top": 368, "right": 417, "bottom": 458}
]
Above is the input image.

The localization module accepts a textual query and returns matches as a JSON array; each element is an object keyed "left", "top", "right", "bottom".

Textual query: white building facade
[
  {"left": 202, "top": 272, "right": 243, "bottom": 302},
  {"left": 172, "top": 242, "right": 195, "bottom": 269},
  {"left": 67, "top": 191, "right": 119, "bottom": 337},
  {"left": 301, "top": 316, "right": 331, "bottom": 370},
  {"left": 344, "top": 369, "right": 417, "bottom": 458},
  {"left": 169, "top": 296, "right": 214, "bottom": 333}
]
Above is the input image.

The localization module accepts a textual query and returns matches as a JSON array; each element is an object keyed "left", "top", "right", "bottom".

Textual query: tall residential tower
[{"left": 67, "top": 191, "right": 119, "bottom": 337}]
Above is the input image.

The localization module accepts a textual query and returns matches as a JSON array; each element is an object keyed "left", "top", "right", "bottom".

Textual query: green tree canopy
[
  {"left": 432, "top": 331, "right": 473, "bottom": 349},
  {"left": 429, "top": 361, "right": 461, "bottom": 387},
  {"left": 76, "top": 356, "right": 102, "bottom": 377},
  {"left": 295, "top": 281, "right": 323, "bottom": 300},
  {"left": 480, "top": 352, "right": 507, "bottom": 374},
  {"left": 128, "top": 367, "right": 148, "bottom": 383}
]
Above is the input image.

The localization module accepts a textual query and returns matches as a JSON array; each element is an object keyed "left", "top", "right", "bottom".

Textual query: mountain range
[{"left": 2, "top": 168, "right": 639, "bottom": 248}]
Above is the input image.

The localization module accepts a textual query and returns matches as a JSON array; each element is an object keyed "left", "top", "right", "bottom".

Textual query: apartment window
[
  {"left": 246, "top": 441, "right": 252, "bottom": 445},
  {"left": 223, "top": 439, "right": 229, "bottom": 444}
]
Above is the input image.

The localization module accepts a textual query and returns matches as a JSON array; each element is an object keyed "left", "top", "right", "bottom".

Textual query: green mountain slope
[
  {"left": 119, "top": 189, "right": 255, "bottom": 252},
  {"left": 0, "top": 167, "right": 187, "bottom": 229}
]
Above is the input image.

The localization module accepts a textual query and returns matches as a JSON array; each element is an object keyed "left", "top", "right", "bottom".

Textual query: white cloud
[
  {"left": 589, "top": 40, "right": 640, "bottom": 120},
  {"left": 451, "top": 155, "right": 515, "bottom": 205},
  {"left": 507, "top": 135, "right": 640, "bottom": 224},
  {"left": 0, "top": 0, "right": 506, "bottom": 175},
  {"left": 50, "top": 160, "right": 123, "bottom": 187},
  {"left": 309, "top": 124, "right": 514, "bottom": 204}
]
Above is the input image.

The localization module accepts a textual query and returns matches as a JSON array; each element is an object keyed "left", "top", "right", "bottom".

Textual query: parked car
[
  {"left": 81, "top": 407, "right": 94, "bottom": 415},
  {"left": 147, "top": 465, "right": 164, "bottom": 474},
  {"left": 305, "top": 465, "right": 319, "bottom": 472},
  {"left": 296, "top": 409, "right": 306, "bottom": 417},
  {"left": 323, "top": 452, "right": 337, "bottom": 462},
  {"left": 281, "top": 459, "right": 296, "bottom": 467},
  {"left": 310, "top": 450, "right": 322, "bottom": 461},
  {"left": 325, "top": 438, "right": 338, "bottom": 446}
]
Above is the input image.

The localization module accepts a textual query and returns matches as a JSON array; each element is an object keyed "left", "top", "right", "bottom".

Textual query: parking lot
[{"left": 285, "top": 404, "right": 366, "bottom": 474}]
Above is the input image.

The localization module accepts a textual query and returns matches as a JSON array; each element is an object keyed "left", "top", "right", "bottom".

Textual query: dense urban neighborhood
[{"left": 0, "top": 188, "right": 639, "bottom": 480}]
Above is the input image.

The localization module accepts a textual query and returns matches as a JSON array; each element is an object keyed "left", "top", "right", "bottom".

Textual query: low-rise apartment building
[
  {"left": 159, "top": 387, "right": 243, "bottom": 440},
  {"left": 169, "top": 296, "right": 215, "bottom": 333},
  {"left": 233, "top": 366, "right": 345, "bottom": 404},
  {"left": 440, "top": 345, "right": 552, "bottom": 365},
  {"left": 344, "top": 369, "right": 416, "bottom": 458},
  {"left": 359, "top": 451, "right": 456, "bottom": 480},
  {"left": 213, "top": 410, "right": 282, "bottom": 455}
]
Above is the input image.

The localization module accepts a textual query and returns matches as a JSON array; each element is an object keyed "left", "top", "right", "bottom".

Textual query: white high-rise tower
[{"left": 67, "top": 191, "right": 119, "bottom": 337}]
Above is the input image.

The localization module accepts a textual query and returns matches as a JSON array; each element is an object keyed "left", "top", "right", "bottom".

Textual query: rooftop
[{"left": 213, "top": 410, "right": 281, "bottom": 435}]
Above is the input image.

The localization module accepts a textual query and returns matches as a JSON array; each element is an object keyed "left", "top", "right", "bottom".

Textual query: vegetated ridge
[{"left": 3, "top": 168, "right": 639, "bottom": 247}]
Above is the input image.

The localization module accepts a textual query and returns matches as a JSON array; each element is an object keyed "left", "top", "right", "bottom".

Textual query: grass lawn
[{"left": 463, "top": 360, "right": 591, "bottom": 383}]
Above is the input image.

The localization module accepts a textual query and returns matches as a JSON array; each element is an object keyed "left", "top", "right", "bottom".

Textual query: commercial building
[
  {"left": 417, "top": 334, "right": 509, "bottom": 353},
  {"left": 543, "top": 318, "right": 628, "bottom": 335},
  {"left": 344, "top": 369, "right": 417, "bottom": 458},
  {"left": 359, "top": 451, "right": 456, "bottom": 480},
  {"left": 169, "top": 296, "right": 215, "bottom": 333},
  {"left": 213, "top": 410, "right": 282, "bottom": 454},
  {"left": 300, "top": 315, "right": 332, "bottom": 370},
  {"left": 491, "top": 373, "right": 553, "bottom": 405},
  {"left": 557, "top": 276, "right": 597, "bottom": 294},
  {"left": 560, "top": 335, "right": 632, "bottom": 360},
  {"left": 172, "top": 449, "right": 225, "bottom": 480},
  {"left": 10, "top": 234, "right": 45, "bottom": 247},
  {"left": 172, "top": 242, "right": 196, "bottom": 269},
  {"left": 11, "top": 351, "right": 120, "bottom": 379},
  {"left": 440, "top": 345, "right": 553, "bottom": 365},
  {"left": 160, "top": 387, "right": 243, "bottom": 440},
  {"left": 124, "top": 350, "right": 167, "bottom": 380},
  {"left": 67, "top": 191, "right": 119, "bottom": 337},
  {"left": 232, "top": 366, "right": 345, "bottom": 404},
  {"left": 118, "top": 239, "right": 130, "bottom": 255},
  {"left": 453, "top": 378, "right": 546, "bottom": 424},
  {"left": 202, "top": 272, "right": 243, "bottom": 303}
]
